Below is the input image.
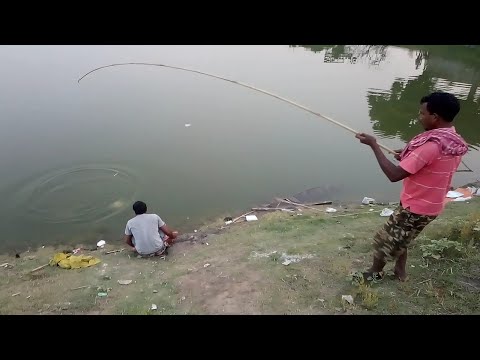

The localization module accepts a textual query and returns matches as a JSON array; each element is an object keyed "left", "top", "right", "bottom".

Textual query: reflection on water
[
  {"left": 297, "top": 45, "right": 480, "bottom": 148},
  {"left": 293, "top": 45, "right": 389, "bottom": 65}
]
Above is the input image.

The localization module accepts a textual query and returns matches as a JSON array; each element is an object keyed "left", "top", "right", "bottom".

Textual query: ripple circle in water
[{"left": 14, "top": 166, "right": 137, "bottom": 224}]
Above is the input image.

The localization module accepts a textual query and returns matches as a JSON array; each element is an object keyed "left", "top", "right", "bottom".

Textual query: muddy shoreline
[{"left": 3, "top": 181, "right": 479, "bottom": 257}]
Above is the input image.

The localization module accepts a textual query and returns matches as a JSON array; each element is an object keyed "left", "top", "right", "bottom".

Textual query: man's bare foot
[
  {"left": 393, "top": 250, "right": 408, "bottom": 281},
  {"left": 393, "top": 269, "right": 408, "bottom": 282}
]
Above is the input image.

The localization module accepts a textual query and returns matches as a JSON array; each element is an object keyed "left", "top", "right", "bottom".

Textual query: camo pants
[{"left": 373, "top": 205, "right": 437, "bottom": 261}]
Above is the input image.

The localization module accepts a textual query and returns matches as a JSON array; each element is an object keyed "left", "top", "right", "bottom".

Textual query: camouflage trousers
[{"left": 373, "top": 205, "right": 437, "bottom": 261}]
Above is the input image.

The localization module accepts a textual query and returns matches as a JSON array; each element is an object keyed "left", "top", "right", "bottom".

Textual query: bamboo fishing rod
[
  {"left": 77, "top": 62, "right": 397, "bottom": 154},
  {"left": 77, "top": 62, "right": 474, "bottom": 172}
]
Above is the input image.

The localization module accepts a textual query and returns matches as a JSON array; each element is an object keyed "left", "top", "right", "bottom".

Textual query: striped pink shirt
[{"left": 399, "top": 142, "right": 461, "bottom": 216}]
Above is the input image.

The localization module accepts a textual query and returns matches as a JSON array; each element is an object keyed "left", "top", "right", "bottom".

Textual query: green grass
[{"left": 1, "top": 198, "right": 479, "bottom": 314}]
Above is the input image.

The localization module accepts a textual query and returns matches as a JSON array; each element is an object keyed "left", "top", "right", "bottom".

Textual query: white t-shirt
[{"left": 125, "top": 214, "right": 166, "bottom": 255}]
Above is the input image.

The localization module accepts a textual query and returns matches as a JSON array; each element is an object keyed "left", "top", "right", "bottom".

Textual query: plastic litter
[
  {"left": 341, "top": 295, "right": 354, "bottom": 305},
  {"left": 117, "top": 280, "right": 132, "bottom": 285},
  {"left": 446, "top": 191, "right": 464, "bottom": 198},
  {"left": 453, "top": 196, "right": 472, "bottom": 202},
  {"left": 246, "top": 215, "right": 258, "bottom": 222},
  {"left": 362, "top": 197, "right": 375, "bottom": 205},
  {"left": 325, "top": 207, "right": 337, "bottom": 213},
  {"left": 151, "top": 304, "right": 157, "bottom": 310},
  {"left": 225, "top": 220, "right": 233, "bottom": 225},
  {"left": 97, "top": 240, "right": 106, "bottom": 248},
  {"left": 380, "top": 208, "right": 394, "bottom": 217},
  {"left": 184, "top": 124, "right": 191, "bottom": 128}
]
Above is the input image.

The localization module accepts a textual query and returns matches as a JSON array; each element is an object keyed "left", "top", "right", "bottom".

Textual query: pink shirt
[{"left": 399, "top": 142, "right": 461, "bottom": 216}]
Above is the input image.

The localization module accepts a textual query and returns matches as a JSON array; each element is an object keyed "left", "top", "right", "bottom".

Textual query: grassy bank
[{"left": 1, "top": 197, "right": 479, "bottom": 315}]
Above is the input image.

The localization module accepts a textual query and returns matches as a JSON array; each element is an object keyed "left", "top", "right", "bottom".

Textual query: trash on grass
[
  {"left": 362, "top": 197, "right": 375, "bottom": 205},
  {"left": 446, "top": 191, "right": 464, "bottom": 198},
  {"left": 280, "top": 253, "right": 314, "bottom": 266},
  {"left": 325, "top": 207, "right": 337, "bottom": 213},
  {"left": 341, "top": 295, "right": 354, "bottom": 305},
  {"left": 49, "top": 253, "right": 101, "bottom": 269},
  {"left": 380, "top": 208, "right": 394, "bottom": 217},
  {"left": 151, "top": 304, "right": 158, "bottom": 310},
  {"left": 453, "top": 196, "right": 472, "bottom": 202},
  {"left": 117, "top": 279, "right": 133, "bottom": 285},
  {"left": 246, "top": 215, "right": 258, "bottom": 222},
  {"left": 225, "top": 220, "right": 233, "bottom": 225}
]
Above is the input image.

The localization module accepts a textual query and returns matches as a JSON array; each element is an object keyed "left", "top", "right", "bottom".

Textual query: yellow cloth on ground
[{"left": 49, "top": 253, "right": 101, "bottom": 269}]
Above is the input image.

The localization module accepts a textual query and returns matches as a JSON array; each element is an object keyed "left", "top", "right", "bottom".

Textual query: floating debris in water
[{"left": 185, "top": 124, "right": 191, "bottom": 128}]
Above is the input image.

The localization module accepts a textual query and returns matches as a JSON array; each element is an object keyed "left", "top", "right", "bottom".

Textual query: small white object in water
[
  {"left": 151, "top": 304, "right": 157, "bottom": 311},
  {"left": 325, "top": 207, "right": 337, "bottom": 213},
  {"left": 369, "top": 209, "right": 375, "bottom": 212},
  {"left": 246, "top": 215, "right": 258, "bottom": 222},
  {"left": 185, "top": 123, "right": 191, "bottom": 127},
  {"left": 380, "top": 208, "right": 394, "bottom": 217},
  {"left": 97, "top": 240, "right": 106, "bottom": 248},
  {"left": 362, "top": 197, "right": 375, "bottom": 205},
  {"left": 113, "top": 172, "right": 118, "bottom": 177},
  {"left": 194, "top": 229, "right": 197, "bottom": 233},
  {"left": 109, "top": 200, "right": 124, "bottom": 209},
  {"left": 206, "top": 242, "right": 209, "bottom": 246}
]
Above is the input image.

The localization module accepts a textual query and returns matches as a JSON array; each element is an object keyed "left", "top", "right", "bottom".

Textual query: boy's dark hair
[
  {"left": 133, "top": 201, "right": 147, "bottom": 215},
  {"left": 420, "top": 92, "right": 460, "bottom": 122}
]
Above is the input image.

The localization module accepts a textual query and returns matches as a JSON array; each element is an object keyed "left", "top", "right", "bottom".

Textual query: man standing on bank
[{"left": 356, "top": 92, "right": 468, "bottom": 281}]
